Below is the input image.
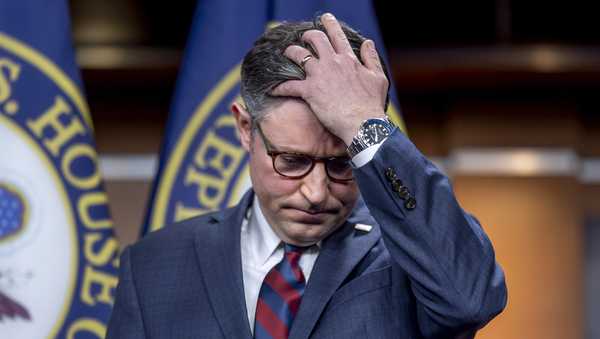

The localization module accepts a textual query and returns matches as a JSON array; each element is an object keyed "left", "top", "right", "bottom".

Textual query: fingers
[
  {"left": 301, "top": 30, "right": 335, "bottom": 59},
  {"left": 271, "top": 80, "right": 304, "bottom": 98},
  {"left": 285, "top": 13, "right": 357, "bottom": 69},
  {"left": 284, "top": 45, "right": 317, "bottom": 72},
  {"left": 320, "top": 13, "right": 353, "bottom": 55},
  {"left": 360, "top": 40, "right": 383, "bottom": 72}
]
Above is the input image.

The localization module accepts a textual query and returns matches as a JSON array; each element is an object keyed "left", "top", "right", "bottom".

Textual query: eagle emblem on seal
[{"left": 0, "top": 291, "right": 30, "bottom": 321}]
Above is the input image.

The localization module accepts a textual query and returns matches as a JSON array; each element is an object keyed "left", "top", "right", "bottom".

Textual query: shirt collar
[
  {"left": 248, "top": 198, "right": 283, "bottom": 266},
  {"left": 247, "top": 197, "right": 322, "bottom": 266}
]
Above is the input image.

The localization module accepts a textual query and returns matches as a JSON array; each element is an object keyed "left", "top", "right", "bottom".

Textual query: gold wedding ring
[{"left": 300, "top": 54, "right": 313, "bottom": 69}]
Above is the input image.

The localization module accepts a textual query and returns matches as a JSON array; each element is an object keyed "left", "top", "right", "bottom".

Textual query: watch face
[
  {"left": 349, "top": 118, "right": 395, "bottom": 157},
  {"left": 359, "top": 120, "right": 391, "bottom": 145}
]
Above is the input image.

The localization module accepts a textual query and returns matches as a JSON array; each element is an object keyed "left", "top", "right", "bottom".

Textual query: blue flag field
[
  {"left": 143, "top": 0, "right": 405, "bottom": 234},
  {"left": 0, "top": 1, "right": 119, "bottom": 338}
]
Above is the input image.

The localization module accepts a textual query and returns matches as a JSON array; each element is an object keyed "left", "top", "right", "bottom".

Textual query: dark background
[{"left": 68, "top": 0, "right": 600, "bottom": 155}]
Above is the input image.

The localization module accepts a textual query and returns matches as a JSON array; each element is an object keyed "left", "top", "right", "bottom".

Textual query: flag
[
  {"left": 142, "top": 0, "right": 405, "bottom": 234},
  {"left": 0, "top": 1, "right": 119, "bottom": 338}
]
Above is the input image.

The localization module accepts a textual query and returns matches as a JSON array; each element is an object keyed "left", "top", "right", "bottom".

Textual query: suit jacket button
[
  {"left": 385, "top": 168, "right": 396, "bottom": 181},
  {"left": 398, "top": 186, "right": 410, "bottom": 199},
  {"left": 391, "top": 179, "right": 403, "bottom": 192},
  {"left": 404, "top": 197, "right": 417, "bottom": 210}
]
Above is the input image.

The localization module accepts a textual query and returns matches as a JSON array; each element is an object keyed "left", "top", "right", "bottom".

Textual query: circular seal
[
  {"left": 1, "top": 32, "right": 117, "bottom": 339},
  {"left": 0, "top": 115, "right": 75, "bottom": 338},
  {"left": 148, "top": 65, "right": 251, "bottom": 231}
]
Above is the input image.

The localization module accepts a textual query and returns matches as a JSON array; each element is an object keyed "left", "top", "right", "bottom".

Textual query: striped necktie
[{"left": 254, "top": 243, "right": 307, "bottom": 339}]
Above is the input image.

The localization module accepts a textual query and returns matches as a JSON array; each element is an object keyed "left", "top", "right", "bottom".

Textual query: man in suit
[{"left": 107, "top": 13, "right": 507, "bottom": 339}]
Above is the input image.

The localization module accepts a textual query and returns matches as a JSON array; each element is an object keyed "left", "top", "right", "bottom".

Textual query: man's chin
[
  {"left": 283, "top": 207, "right": 341, "bottom": 224},
  {"left": 279, "top": 219, "right": 344, "bottom": 245}
]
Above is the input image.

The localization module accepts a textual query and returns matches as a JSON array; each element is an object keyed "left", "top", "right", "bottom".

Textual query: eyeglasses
[{"left": 255, "top": 122, "right": 354, "bottom": 183}]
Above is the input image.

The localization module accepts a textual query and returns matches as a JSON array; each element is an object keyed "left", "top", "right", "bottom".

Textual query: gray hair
[{"left": 240, "top": 16, "right": 391, "bottom": 123}]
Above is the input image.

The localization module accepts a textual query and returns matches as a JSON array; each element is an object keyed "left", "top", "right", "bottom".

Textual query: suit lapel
[
  {"left": 193, "top": 191, "right": 254, "bottom": 339},
  {"left": 193, "top": 189, "right": 380, "bottom": 339},
  {"left": 289, "top": 221, "right": 381, "bottom": 339}
]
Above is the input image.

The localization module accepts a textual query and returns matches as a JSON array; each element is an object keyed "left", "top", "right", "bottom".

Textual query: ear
[{"left": 231, "top": 101, "right": 253, "bottom": 152}]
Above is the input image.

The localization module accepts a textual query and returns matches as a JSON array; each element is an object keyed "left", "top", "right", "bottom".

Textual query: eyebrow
[
  {"left": 278, "top": 150, "right": 350, "bottom": 159},
  {"left": 257, "top": 122, "right": 348, "bottom": 158}
]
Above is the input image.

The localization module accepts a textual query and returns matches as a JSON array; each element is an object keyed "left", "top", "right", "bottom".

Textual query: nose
[{"left": 300, "top": 162, "right": 329, "bottom": 208}]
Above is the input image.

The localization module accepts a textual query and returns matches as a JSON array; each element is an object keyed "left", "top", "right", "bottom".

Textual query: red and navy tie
[{"left": 254, "top": 243, "right": 307, "bottom": 339}]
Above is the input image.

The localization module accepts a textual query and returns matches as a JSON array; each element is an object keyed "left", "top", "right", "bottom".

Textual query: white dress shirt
[
  {"left": 240, "top": 141, "right": 384, "bottom": 332},
  {"left": 240, "top": 198, "right": 320, "bottom": 333}
]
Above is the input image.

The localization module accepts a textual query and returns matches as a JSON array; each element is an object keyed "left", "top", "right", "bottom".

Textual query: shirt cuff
[{"left": 351, "top": 139, "right": 386, "bottom": 168}]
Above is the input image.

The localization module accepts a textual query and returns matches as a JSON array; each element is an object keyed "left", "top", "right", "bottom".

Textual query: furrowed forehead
[{"left": 258, "top": 105, "right": 347, "bottom": 157}]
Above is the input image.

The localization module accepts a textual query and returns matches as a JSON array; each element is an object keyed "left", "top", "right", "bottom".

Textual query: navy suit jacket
[{"left": 107, "top": 130, "right": 507, "bottom": 338}]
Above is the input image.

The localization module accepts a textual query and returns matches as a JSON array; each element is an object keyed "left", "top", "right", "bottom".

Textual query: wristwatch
[{"left": 347, "top": 117, "right": 396, "bottom": 158}]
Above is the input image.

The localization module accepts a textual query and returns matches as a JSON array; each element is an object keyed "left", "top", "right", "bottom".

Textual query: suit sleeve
[
  {"left": 106, "top": 247, "right": 146, "bottom": 339},
  {"left": 353, "top": 129, "right": 507, "bottom": 338}
]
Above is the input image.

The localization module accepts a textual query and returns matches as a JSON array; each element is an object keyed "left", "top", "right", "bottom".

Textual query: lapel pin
[{"left": 354, "top": 223, "right": 372, "bottom": 232}]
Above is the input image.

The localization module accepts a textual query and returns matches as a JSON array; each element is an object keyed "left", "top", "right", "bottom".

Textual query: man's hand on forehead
[{"left": 271, "top": 13, "right": 388, "bottom": 146}]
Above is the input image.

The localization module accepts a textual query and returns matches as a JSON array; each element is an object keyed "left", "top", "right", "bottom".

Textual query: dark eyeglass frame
[{"left": 255, "top": 122, "right": 354, "bottom": 183}]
